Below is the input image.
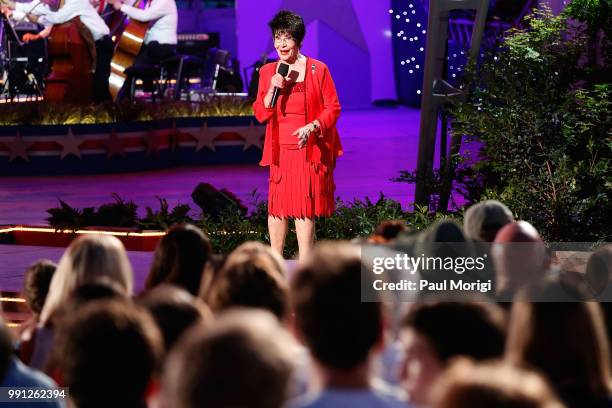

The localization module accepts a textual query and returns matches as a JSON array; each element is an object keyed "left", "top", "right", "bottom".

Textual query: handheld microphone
[{"left": 270, "top": 62, "right": 289, "bottom": 108}]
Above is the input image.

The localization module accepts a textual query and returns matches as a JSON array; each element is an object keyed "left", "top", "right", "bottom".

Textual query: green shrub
[{"left": 447, "top": 6, "right": 611, "bottom": 241}]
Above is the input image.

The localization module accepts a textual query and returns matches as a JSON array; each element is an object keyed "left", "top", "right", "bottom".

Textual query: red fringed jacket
[{"left": 252, "top": 57, "right": 343, "bottom": 172}]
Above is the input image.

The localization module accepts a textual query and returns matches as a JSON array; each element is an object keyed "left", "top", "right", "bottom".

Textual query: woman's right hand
[{"left": 270, "top": 73, "right": 286, "bottom": 91}]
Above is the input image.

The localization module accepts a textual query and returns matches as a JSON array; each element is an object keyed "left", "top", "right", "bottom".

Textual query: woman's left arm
[{"left": 314, "top": 65, "right": 341, "bottom": 135}]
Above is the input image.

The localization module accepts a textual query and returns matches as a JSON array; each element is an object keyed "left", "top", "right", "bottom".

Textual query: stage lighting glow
[
  {"left": 0, "top": 297, "right": 26, "bottom": 303},
  {"left": 0, "top": 226, "right": 167, "bottom": 237}
]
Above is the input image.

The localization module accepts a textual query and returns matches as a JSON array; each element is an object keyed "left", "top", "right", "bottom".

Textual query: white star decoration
[
  {"left": 103, "top": 128, "right": 126, "bottom": 159},
  {"left": 58, "top": 127, "right": 84, "bottom": 159},
  {"left": 241, "top": 121, "right": 264, "bottom": 151},
  {"left": 2, "top": 132, "right": 33, "bottom": 162},
  {"left": 194, "top": 122, "right": 219, "bottom": 152}
]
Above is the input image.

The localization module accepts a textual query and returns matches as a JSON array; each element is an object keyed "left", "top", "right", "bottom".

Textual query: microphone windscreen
[{"left": 278, "top": 63, "right": 290, "bottom": 77}]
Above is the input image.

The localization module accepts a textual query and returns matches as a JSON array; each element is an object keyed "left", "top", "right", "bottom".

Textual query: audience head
[
  {"left": 23, "top": 259, "right": 56, "bottom": 317},
  {"left": 586, "top": 244, "right": 612, "bottom": 297},
  {"left": 162, "top": 309, "right": 295, "bottom": 408},
  {"left": 414, "top": 220, "right": 479, "bottom": 291},
  {"left": 138, "top": 284, "right": 212, "bottom": 354},
  {"left": 464, "top": 200, "right": 514, "bottom": 242},
  {"left": 0, "top": 320, "right": 13, "bottom": 381},
  {"left": 370, "top": 220, "right": 408, "bottom": 244},
  {"left": 54, "top": 280, "right": 128, "bottom": 323},
  {"left": 399, "top": 300, "right": 506, "bottom": 406},
  {"left": 507, "top": 281, "right": 612, "bottom": 407},
  {"left": 431, "top": 358, "right": 564, "bottom": 408},
  {"left": 40, "top": 234, "right": 133, "bottom": 325},
  {"left": 207, "top": 242, "right": 289, "bottom": 321},
  {"left": 292, "top": 241, "right": 383, "bottom": 371},
  {"left": 147, "top": 223, "right": 213, "bottom": 296},
  {"left": 492, "top": 221, "right": 549, "bottom": 298},
  {"left": 54, "top": 299, "right": 163, "bottom": 408}
]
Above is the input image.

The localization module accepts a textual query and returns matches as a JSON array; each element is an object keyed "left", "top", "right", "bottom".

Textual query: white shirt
[
  {"left": 120, "top": 0, "right": 177, "bottom": 45},
  {"left": 13, "top": 0, "right": 53, "bottom": 24},
  {"left": 290, "top": 388, "right": 410, "bottom": 408},
  {"left": 37, "top": 0, "right": 110, "bottom": 41}
]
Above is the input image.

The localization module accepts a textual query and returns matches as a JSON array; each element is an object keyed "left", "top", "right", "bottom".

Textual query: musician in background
[
  {"left": 3, "top": 0, "right": 113, "bottom": 102},
  {"left": 108, "top": 0, "right": 178, "bottom": 98},
  {"left": 0, "top": 0, "right": 54, "bottom": 41}
]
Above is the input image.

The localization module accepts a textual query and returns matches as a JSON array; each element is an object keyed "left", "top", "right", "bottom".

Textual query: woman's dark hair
[
  {"left": 23, "top": 259, "right": 56, "bottom": 316},
  {"left": 507, "top": 281, "right": 612, "bottom": 407},
  {"left": 138, "top": 284, "right": 212, "bottom": 354},
  {"left": 402, "top": 301, "right": 506, "bottom": 363},
  {"left": 146, "top": 224, "right": 213, "bottom": 296},
  {"left": 268, "top": 10, "right": 306, "bottom": 46}
]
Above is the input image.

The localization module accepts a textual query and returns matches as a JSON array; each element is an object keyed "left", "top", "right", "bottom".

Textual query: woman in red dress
[{"left": 253, "top": 10, "right": 342, "bottom": 262}]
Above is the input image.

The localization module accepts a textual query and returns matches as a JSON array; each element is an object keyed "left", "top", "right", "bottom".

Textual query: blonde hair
[{"left": 40, "top": 234, "right": 133, "bottom": 325}]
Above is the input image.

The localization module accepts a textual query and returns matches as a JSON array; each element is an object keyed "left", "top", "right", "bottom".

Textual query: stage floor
[
  {"left": 0, "top": 107, "right": 444, "bottom": 293},
  {"left": 0, "top": 107, "right": 425, "bottom": 225}
]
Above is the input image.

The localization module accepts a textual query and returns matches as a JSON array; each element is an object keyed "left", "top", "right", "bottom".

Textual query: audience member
[
  {"left": 370, "top": 221, "right": 408, "bottom": 244},
  {"left": 65, "top": 279, "right": 127, "bottom": 308},
  {"left": 207, "top": 243, "right": 289, "bottom": 321},
  {"left": 3, "top": 198, "right": 608, "bottom": 408},
  {"left": 161, "top": 309, "right": 295, "bottom": 408},
  {"left": 587, "top": 245, "right": 612, "bottom": 346},
  {"left": 146, "top": 223, "right": 213, "bottom": 296},
  {"left": 463, "top": 200, "right": 514, "bottom": 242},
  {"left": 507, "top": 281, "right": 612, "bottom": 408},
  {"left": 399, "top": 300, "right": 506, "bottom": 406},
  {"left": 197, "top": 252, "right": 225, "bottom": 302},
  {"left": 138, "top": 284, "right": 212, "bottom": 355},
  {"left": 53, "top": 299, "right": 163, "bottom": 408},
  {"left": 18, "top": 260, "right": 57, "bottom": 364},
  {"left": 23, "top": 260, "right": 56, "bottom": 318},
  {"left": 492, "top": 221, "right": 549, "bottom": 301},
  {"left": 24, "top": 235, "right": 133, "bottom": 371},
  {"left": 430, "top": 358, "right": 564, "bottom": 408},
  {"left": 413, "top": 220, "right": 491, "bottom": 297},
  {"left": 0, "top": 319, "right": 65, "bottom": 408},
  {"left": 40, "top": 234, "right": 133, "bottom": 325},
  {"left": 290, "top": 241, "right": 406, "bottom": 408}
]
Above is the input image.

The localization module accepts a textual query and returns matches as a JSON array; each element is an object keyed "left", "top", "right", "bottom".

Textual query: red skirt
[{"left": 268, "top": 146, "right": 335, "bottom": 219}]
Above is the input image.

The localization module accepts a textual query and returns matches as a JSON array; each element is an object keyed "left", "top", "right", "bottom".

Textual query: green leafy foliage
[
  {"left": 447, "top": 6, "right": 611, "bottom": 241},
  {"left": 139, "top": 197, "right": 195, "bottom": 231},
  {"left": 46, "top": 195, "right": 193, "bottom": 231},
  {"left": 46, "top": 200, "right": 86, "bottom": 231},
  {"left": 46, "top": 191, "right": 461, "bottom": 257},
  {"left": 199, "top": 193, "right": 461, "bottom": 258}
]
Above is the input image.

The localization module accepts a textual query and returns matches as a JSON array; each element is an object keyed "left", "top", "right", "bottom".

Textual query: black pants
[
  {"left": 93, "top": 35, "right": 113, "bottom": 103},
  {"left": 119, "top": 41, "right": 177, "bottom": 100},
  {"left": 134, "top": 41, "right": 176, "bottom": 66}
]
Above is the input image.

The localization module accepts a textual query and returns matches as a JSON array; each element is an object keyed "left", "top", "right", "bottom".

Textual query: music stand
[
  {"left": 1, "top": 12, "right": 42, "bottom": 100},
  {"left": 1, "top": 12, "right": 24, "bottom": 49}
]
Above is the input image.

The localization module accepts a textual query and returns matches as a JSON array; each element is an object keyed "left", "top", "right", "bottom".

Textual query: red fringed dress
[{"left": 253, "top": 57, "right": 343, "bottom": 219}]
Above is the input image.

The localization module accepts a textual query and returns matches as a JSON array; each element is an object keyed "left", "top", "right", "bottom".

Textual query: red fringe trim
[{"left": 268, "top": 147, "right": 335, "bottom": 219}]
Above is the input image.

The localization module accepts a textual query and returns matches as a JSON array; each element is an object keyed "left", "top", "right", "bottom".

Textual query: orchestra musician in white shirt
[
  {"left": 1, "top": 0, "right": 114, "bottom": 102},
  {"left": 108, "top": 0, "right": 178, "bottom": 99}
]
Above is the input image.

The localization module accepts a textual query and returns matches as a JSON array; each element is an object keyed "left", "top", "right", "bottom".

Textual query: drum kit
[{"left": 0, "top": 3, "right": 45, "bottom": 101}]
